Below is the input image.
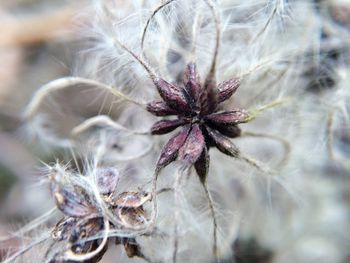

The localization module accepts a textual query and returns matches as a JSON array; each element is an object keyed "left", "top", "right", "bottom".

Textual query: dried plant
[{"left": 1, "top": 0, "right": 350, "bottom": 263}]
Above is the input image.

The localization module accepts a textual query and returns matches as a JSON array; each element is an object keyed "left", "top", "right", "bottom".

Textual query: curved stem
[
  {"left": 24, "top": 77, "right": 144, "bottom": 120},
  {"left": 241, "top": 131, "right": 291, "bottom": 167},
  {"left": 141, "top": 0, "right": 176, "bottom": 54}
]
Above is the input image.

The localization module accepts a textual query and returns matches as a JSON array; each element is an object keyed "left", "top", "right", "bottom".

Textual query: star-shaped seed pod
[{"left": 147, "top": 62, "right": 249, "bottom": 182}]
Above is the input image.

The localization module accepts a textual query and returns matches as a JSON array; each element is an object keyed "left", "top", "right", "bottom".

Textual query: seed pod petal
[
  {"left": 183, "top": 63, "right": 201, "bottom": 106},
  {"left": 205, "top": 126, "right": 240, "bottom": 157},
  {"left": 194, "top": 146, "right": 210, "bottom": 184},
  {"left": 205, "top": 109, "right": 249, "bottom": 125},
  {"left": 50, "top": 179, "right": 96, "bottom": 217},
  {"left": 157, "top": 125, "right": 191, "bottom": 169},
  {"left": 155, "top": 78, "right": 190, "bottom": 112},
  {"left": 96, "top": 167, "right": 119, "bottom": 195},
  {"left": 146, "top": 101, "right": 178, "bottom": 116},
  {"left": 151, "top": 119, "right": 185, "bottom": 135},
  {"left": 217, "top": 78, "right": 240, "bottom": 103},
  {"left": 178, "top": 124, "right": 205, "bottom": 165},
  {"left": 207, "top": 123, "right": 241, "bottom": 138}
]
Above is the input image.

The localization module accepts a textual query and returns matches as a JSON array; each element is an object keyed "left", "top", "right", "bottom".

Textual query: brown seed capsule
[
  {"left": 51, "top": 217, "right": 77, "bottom": 241},
  {"left": 116, "top": 207, "right": 148, "bottom": 228},
  {"left": 112, "top": 192, "right": 151, "bottom": 208}
]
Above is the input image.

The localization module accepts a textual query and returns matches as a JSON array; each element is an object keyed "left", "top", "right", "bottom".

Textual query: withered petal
[
  {"left": 151, "top": 119, "right": 185, "bottom": 135},
  {"left": 205, "top": 126, "right": 240, "bottom": 157},
  {"left": 183, "top": 63, "right": 201, "bottom": 106},
  {"left": 204, "top": 109, "right": 249, "bottom": 125},
  {"left": 156, "top": 125, "right": 191, "bottom": 170},
  {"left": 50, "top": 180, "right": 96, "bottom": 218},
  {"left": 155, "top": 78, "right": 190, "bottom": 112},
  {"left": 178, "top": 124, "right": 205, "bottom": 165},
  {"left": 96, "top": 167, "right": 119, "bottom": 195},
  {"left": 217, "top": 78, "right": 240, "bottom": 103},
  {"left": 146, "top": 101, "right": 178, "bottom": 116},
  {"left": 194, "top": 146, "right": 210, "bottom": 184},
  {"left": 207, "top": 123, "right": 242, "bottom": 138}
]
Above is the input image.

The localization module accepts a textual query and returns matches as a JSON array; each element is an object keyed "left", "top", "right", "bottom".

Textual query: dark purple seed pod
[
  {"left": 146, "top": 101, "right": 178, "bottom": 116},
  {"left": 178, "top": 124, "right": 205, "bottom": 165},
  {"left": 217, "top": 78, "right": 240, "bottom": 103},
  {"left": 155, "top": 78, "right": 190, "bottom": 112},
  {"left": 205, "top": 109, "right": 249, "bottom": 125},
  {"left": 205, "top": 126, "right": 240, "bottom": 157},
  {"left": 150, "top": 119, "right": 185, "bottom": 135},
  {"left": 207, "top": 123, "right": 242, "bottom": 138},
  {"left": 96, "top": 167, "right": 119, "bottom": 195},
  {"left": 156, "top": 125, "right": 191, "bottom": 169}
]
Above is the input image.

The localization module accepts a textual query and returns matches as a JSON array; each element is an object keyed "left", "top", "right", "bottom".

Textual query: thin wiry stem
[
  {"left": 245, "top": 98, "right": 289, "bottom": 122},
  {"left": 24, "top": 77, "right": 144, "bottom": 120},
  {"left": 250, "top": 1, "right": 278, "bottom": 44},
  {"left": 201, "top": 181, "right": 219, "bottom": 263},
  {"left": 239, "top": 154, "right": 273, "bottom": 175},
  {"left": 112, "top": 37, "right": 158, "bottom": 84},
  {"left": 203, "top": 0, "right": 221, "bottom": 84},
  {"left": 241, "top": 131, "right": 291, "bottom": 167},
  {"left": 141, "top": 0, "right": 176, "bottom": 54}
]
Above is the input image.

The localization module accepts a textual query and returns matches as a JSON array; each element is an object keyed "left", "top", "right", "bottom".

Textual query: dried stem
[
  {"left": 201, "top": 181, "right": 219, "bottom": 263},
  {"left": 24, "top": 77, "right": 144, "bottom": 120}
]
